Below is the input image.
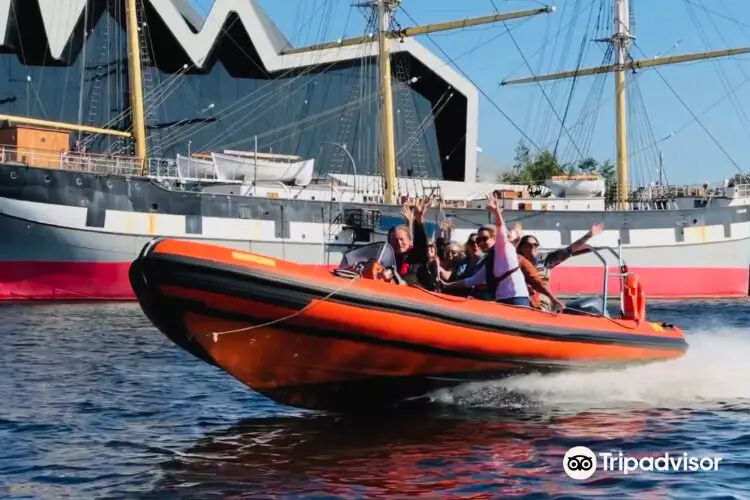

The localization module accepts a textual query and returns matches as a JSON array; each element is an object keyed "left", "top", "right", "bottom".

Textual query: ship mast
[
  {"left": 0, "top": 3, "right": 138, "bottom": 141},
  {"left": 376, "top": 0, "right": 397, "bottom": 204},
  {"left": 502, "top": 1, "right": 750, "bottom": 209},
  {"left": 124, "top": 0, "right": 148, "bottom": 173},
  {"left": 283, "top": 2, "right": 554, "bottom": 205},
  {"left": 613, "top": 0, "right": 631, "bottom": 210}
]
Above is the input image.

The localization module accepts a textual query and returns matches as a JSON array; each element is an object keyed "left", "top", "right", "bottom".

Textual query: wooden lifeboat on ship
[{"left": 128, "top": 238, "right": 688, "bottom": 413}]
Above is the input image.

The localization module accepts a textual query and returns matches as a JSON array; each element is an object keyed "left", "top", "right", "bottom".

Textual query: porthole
[
  {"left": 9, "top": 171, "right": 16, "bottom": 179},
  {"left": 76, "top": 178, "right": 83, "bottom": 186},
  {"left": 44, "top": 175, "right": 51, "bottom": 183}
]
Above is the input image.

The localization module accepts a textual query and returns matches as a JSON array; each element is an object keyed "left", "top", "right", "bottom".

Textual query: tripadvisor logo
[{"left": 563, "top": 446, "right": 722, "bottom": 480}]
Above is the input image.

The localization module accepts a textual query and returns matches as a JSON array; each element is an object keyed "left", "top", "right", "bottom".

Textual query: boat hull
[
  {"left": 129, "top": 238, "right": 687, "bottom": 412},
  {"left": 0, "top": 164, "right": 749, "bottom": 301}
]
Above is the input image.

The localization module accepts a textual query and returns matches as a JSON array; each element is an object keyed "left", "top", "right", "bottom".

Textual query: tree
[
  {"left": 496, "top": 141, "right": 616, "bottom": 203},
  {"left": 577, "top": 157, "right": 598, "bottom": 174},
  {"left": 598, "top": 160, "right": 616, "bottom": 205},
  {"left": 498, "top": 140, "right": 565, "bottom": 184}
]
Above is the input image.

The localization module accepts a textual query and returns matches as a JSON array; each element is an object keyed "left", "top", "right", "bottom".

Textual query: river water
[{"left": 1, "top": 300, "right": 749, "bottom": 499}]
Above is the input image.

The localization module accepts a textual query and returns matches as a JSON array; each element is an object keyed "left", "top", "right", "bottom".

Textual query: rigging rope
[
  {"left": 398, "top": 6, "right": 543, "bottom": 152},
  {"left": 504, "top": 24, "right": 586, "bottom": 161},
  {"left": 552, "top": 0, "right": 598, "bottom": 158},
  {"left": 632, "top": 42, "right": 745, "bottom": 174}
]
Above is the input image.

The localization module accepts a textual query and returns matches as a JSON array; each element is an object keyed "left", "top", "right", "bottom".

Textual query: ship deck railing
[
  {"left": 632, "top": 183, "right": 750, "bottom": 200},
  {"left": 0, "top": 145, "right": 143, "bottom": 176}
]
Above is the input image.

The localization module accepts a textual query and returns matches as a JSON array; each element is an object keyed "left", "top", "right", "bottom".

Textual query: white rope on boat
[{"left": 207, "top": 273, "right": 363, "bottom": 342}]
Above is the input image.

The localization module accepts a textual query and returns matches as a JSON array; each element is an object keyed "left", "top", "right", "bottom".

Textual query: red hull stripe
[{"left": 0, "top": 261, "right": 746, "bottom": 300}]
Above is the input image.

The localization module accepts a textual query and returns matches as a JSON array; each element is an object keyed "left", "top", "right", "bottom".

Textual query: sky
[{"left": 187, "top": 0, "right": 750, "bottom": 186}]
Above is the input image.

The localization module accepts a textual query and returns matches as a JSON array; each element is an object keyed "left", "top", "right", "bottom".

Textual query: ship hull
[{"left": 0, "top": 164, "right": 748, "bottom": 300}]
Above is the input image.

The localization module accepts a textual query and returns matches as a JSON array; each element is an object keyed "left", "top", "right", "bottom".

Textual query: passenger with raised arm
[
  {"left": 515, "top": 246, "right": 566, "bottom": 311},
  {"left": 441, "top": 193, "right": 530, "bottom": 307},
  {"left": 517, "top": 222, "right": 604, "bottom": 311},
  {"left": 388, "top": 197, "right": 437, "bottom": 291}
]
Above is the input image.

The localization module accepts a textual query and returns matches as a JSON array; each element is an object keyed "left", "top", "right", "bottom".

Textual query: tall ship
[{"left": 0, "top": 0, "right": 749, "bottom": 300}]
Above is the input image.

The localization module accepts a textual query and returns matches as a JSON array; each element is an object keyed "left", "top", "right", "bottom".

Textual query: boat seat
[{"left": 562, "top": 296, "right": 609, "bottom": 317}]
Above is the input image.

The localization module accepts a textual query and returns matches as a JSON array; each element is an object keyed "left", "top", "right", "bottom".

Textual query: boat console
[{"left": 562, "top": 296, "right": 609, "bottom": 317}]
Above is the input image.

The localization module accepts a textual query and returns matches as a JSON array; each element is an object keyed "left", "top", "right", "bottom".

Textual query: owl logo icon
[{"left": 563, "top": 446, "right": 597, "bottom": 480}]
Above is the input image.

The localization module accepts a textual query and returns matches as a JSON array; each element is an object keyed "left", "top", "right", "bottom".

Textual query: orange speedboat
[{"left": 129, "top": 238, "right": 687, "bottom": 412}]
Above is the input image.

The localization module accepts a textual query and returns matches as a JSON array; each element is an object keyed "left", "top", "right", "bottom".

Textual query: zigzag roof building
[{"left": 0, "top": 0, "right": 478, "bottom": 181}]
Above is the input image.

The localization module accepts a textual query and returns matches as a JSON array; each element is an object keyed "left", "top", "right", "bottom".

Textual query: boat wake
[{"left": 433, "top": 328, "right": 750, "bottom": 412}]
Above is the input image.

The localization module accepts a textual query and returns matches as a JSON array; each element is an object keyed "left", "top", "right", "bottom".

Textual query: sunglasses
[
  {"left": 476, "top": 236, "right": 490, "bottom": 243},
  {"left": 526, "top": 240, "right": 540, "bottom": 248}
]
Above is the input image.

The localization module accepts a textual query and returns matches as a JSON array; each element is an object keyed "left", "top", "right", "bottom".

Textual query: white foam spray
[{"left": 434, "top": 328, "right": 750, "bottom": 412}]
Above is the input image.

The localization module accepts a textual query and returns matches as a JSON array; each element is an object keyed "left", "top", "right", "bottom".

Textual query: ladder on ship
[
  {"left": 393, "top": 55, "right": 441, "bottom": 199},
  {"left": 136, "top": 0, "right": 163, "bottom": 162},
  {"left": 85, "top": 0, "right": 119, "bottom": 153},
  {"left": 393, "top": 56, "right": 429, "bottom": 181},
  {"left": 326, "top": 71, "right": 363, "bottom": 179}
]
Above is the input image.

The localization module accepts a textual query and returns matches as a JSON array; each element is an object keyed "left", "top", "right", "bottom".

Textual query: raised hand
[
  {"left": 485, "top": 192, "right": 499, "bottom": 212},
  {"left": 400, "top": 202, "right": 414, "bottom": 224},
  {"left": 512, "top": 222, "right": 522, "bottom": 235},
  {"left": 413, "top": 196, "right": 431, "bottom": 223},
  {"left": 440, "top": 218, "right": 455, "bottom": 232},
  {"left": 590, "top": 222, "right": 604, "bottom": 236}
]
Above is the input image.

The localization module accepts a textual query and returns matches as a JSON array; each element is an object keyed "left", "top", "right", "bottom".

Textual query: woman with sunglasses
[
  {"left": 515, "top": 235, "right": 566, "bottom": 311},
  {"left": 440, "top": 193, "right": 530, "bottom": 307},
  {"left": 449, "top": 237, "right": 480, "bottom": 281},
  {"left": 441, "top": 233, "right": 491, "bottom": 299},
  {"left": 515, "top": 222, "right": 603, "bottom": 311}
]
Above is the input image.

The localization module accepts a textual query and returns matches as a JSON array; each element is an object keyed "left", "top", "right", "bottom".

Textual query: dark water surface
[{"left": 1, "top": 300, "right": 749, "bottom": 499}]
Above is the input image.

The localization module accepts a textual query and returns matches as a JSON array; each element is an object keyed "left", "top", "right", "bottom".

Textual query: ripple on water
[{"left": 0, "top": 300, "right": 748, "bottom": 498}]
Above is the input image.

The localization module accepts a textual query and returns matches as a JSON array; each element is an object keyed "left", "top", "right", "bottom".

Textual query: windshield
[{"left": 339, "top": 242, "right": 397, "bottom": 269}]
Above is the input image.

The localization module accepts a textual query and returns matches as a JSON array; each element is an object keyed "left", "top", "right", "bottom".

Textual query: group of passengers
[{"left": 387, "top": 194, "right": 604, "bottom": 311}]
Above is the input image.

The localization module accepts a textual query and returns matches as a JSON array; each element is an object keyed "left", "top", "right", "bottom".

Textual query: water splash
[{"left": 434, "top": 328, "right": 750, "bottom": 411}]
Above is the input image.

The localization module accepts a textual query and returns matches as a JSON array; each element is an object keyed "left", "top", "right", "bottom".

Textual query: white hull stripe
[{"left": 2, "top": 197, "right": 750, "bottom": 249}]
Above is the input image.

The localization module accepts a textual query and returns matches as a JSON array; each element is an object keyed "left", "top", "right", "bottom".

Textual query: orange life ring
[{"left": 621, "top": 273, "right": 646, "bottom": 322}]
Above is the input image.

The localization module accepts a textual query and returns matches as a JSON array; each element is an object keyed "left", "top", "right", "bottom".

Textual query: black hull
[{"left": 1, "top": 165, "right": 747, "bottom": 238}]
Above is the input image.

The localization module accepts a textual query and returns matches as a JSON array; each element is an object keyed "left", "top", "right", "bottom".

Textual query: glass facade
[{"left": 0, "top": 1, "right": 468, "bottom": 181}]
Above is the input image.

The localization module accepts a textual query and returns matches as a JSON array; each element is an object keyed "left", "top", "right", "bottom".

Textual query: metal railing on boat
[{"left": 572, "top": 243, "right": 628, "bottom": 315}]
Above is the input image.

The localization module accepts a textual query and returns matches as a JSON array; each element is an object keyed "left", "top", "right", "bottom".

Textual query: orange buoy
[{"left": 622, "top": 272, "right": 646, "bottom": 322}]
